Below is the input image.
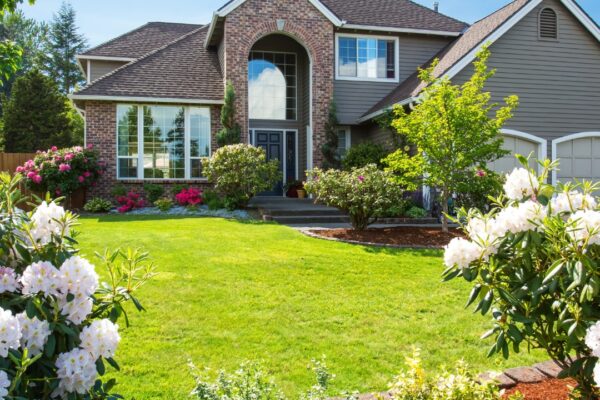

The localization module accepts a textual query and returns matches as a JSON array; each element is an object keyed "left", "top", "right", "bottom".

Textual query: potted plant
[
  {"left": 284, "top": 180, "right": 303, "bottom": 198},
  {"left": 297, "top": 185, "right": 307, "bottom": 199}
]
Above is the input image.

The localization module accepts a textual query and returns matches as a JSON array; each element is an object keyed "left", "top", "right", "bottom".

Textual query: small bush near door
[
  {"left": 342, "top": 142, "right": 388, "bottom": 170},
  {"left": 202, "top": 144, "right": 280, "bottom": 210}
]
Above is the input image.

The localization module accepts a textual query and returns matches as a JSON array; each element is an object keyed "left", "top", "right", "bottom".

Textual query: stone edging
[
  {"left": 298, "top": 229, "right": 445, "bottom": 250},
  {"left": 479, "top": 360, "right": 564, "bottom": 389}
]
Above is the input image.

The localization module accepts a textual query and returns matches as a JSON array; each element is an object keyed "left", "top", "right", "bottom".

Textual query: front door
[{"left": 255, "top": 130, "right": 284, "bottom": 195}]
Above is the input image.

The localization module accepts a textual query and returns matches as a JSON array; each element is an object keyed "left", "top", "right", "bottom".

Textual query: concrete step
[
  {"left": 272, "top": 215, "right": 350, "bottom": 224},
  {"left": 268, "top": 209, "right": 345, "bottom": 217}
]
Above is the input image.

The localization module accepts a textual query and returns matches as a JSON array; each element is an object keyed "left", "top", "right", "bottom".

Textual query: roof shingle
[{"left": 75, "top": 26, "right": 223, "bottom": 102}]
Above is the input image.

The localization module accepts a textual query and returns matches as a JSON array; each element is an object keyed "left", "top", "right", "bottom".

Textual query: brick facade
[
  {"left": 85, "top": 101, "right": 222, "bottom": 199},
  {"left": 224, "top": 0, "right": 335, "bottom": 167}
]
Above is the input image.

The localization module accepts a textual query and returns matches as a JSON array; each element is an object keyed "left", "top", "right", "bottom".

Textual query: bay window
[
  {"left": 336, "top": 34, "right": 399, "bottom": 81},
  {"left": 117, "top": 104, "right": 211, "bottom": 180}
]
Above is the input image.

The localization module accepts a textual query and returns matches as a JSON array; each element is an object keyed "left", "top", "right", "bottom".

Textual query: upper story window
[
  {"left": 117, "top": 104, "right": 211, "bottom": 180},
  {"left": 539, "top": 8, "right": 558, "bottom": 40},
  {"left": 248, "top": 51, "right": 297, "bottom": 120},
  {"left": 336, "top": 34, "right": 399, "bottom": 82}
]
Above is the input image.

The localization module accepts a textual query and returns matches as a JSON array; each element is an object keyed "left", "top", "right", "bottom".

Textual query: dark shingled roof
[
  {"left": 75, "top": 26, "right": 223, "bottom": 101},
  {"left": 81, "top": 22, "right": 202, "bottom": 59},
  {"left": 320, "top": 0, "right": 467, "bottom": 32},
  {"left": 363, "top": 0, "right": 531, "bottom": 119}
]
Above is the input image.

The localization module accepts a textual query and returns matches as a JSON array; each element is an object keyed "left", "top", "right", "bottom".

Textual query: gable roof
[
  {"left": 360, "top": 0, "right": 600, "bottom": 123},
  {"left": 206, "top": 0, "right": 468, "bottom": 47},
  {"left": 80, "top": 22, "right": 202, "bottom": 59},
  {"left": 72, "top": 26, "right": 224, "bottom": 104}
]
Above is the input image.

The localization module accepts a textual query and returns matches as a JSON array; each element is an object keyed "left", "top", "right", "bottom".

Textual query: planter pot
[
  {"left": 286, "top": 188, "right": 298, "bottom": 198},
  {"left": 297, "top": 189, "right": 307, "bottom": 199}
]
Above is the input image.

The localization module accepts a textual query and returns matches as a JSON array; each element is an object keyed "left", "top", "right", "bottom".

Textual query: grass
[{"left": 76, "top": 216, "right": 543, "bottom": 399}]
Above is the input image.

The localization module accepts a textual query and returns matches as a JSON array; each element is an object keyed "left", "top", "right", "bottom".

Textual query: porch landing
[{"left": 247, "top": 197, "right": 349, "bottom": 227}]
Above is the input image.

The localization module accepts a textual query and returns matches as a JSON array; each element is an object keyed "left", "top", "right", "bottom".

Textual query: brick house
[{"left": 71, "top": 0, "right": 600, "bottom": 199}]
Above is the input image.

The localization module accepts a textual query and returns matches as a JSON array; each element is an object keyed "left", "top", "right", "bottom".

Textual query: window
[
  {"left": 539, "top": 8, "right": 558, "bottom": 40},
  {"left": 337, "top": 128, "right": 351, "bottom": 158},
  {"left": 248, "top": 51, "right": 297, "bottom": 120},
  {"left": 116, "top": 104, "right": 211, "bottom": 180},
  {"left": 337, "top": 35, "right": 398, "bottom": 81}
]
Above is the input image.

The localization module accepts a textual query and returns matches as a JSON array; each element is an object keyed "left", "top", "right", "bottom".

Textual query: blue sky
[{"left": 21, "top": 0, "right": 600, "bottom": 47}]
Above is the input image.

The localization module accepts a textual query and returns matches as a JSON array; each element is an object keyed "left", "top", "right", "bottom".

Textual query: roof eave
[
  {"left": 69, "top": 94, "right": 225, "bottom": 105},
  {"left": 340, "top": 24, "right": 462, "bottom": 37},
  {"left": 357, "top": 97, "right": 416, "bottom": 124}
]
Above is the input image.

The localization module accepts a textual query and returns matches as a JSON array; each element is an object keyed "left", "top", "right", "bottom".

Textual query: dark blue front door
[{"left": 255, "top": 130, "right": 284, "bottom": 195}]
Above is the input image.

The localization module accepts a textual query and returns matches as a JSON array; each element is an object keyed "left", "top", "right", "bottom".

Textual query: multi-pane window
[
  {"left": 248, "top": 51, "right": 297, "bottom": 120},
  {"left": 336, "top": 128, "right": 350, "bottom": 158},
  {"left": 116, "top": 104, "right": 211, "bottom": 180},
  {"left": 338, "top": 35, "right": 397, "bottom": 80}
]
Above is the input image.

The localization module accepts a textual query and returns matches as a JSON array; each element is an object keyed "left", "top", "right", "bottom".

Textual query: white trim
[
  {"left": 335, "top": 33, "right": 400, "bottom": 83},
  {"left": 551, "top": 132, "right": 600, "bottom": 184},
  {"left": 86, "top": 60, "right": 91, "bottom": 85},
  {"left": 561, "top": 0, "right": 600, "bottom": 42},
  {"left": 70, "top": 94, "right": 224, "bottom": 105},
  {"left": 76, "top": 55, "right": 136, "bottom": 62},
  {"left": 356, "top": 97, "right": 416, "bottom": 123},
  {"left": 341, "top": 24, "right": 462, "bottom": 37},
  {"left": 501, "top": 129, "right": 547, "bottom": 173},
  {"left": 215, "top": 0, "right": 342, "bottom": 26}
]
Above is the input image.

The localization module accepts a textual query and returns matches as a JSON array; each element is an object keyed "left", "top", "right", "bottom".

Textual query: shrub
[
  {"left": 456, "top": 169, "right": 504, "bottom": 212},
  {"left": 305, "top": 164, "right": 405, "bottom": 230},
  {"left": 203, "top": 190, "right": 224, "bottom": 211},
  {"left": 116, "top": 191, "right": 145, "bottom": 213},
  {"left": 342, "top": 142, "right": 388, "bottom": 170},
  {"left": 154, "top": 198, "right": 174, "bottom": 212},
  {"left": 202, "top": 144, "right": 280, "bottom": 210},
  {"left": 443, "top": 157, "right": 600, "bottom": 398},
  {"left": 175, "top": 188, "right": 203, "bottom": 207},
  {"left": 0, "top": 172, "right": 155, "bottom": 398},
  {"left": 405, "top": 206, "right": 428, "bottom": 219},
  {"left": 143, "top": 183, "right": 165, "bottom": 204},
  {"left": 17, "top": 145, "right": 106, "bottom": 197},
  {"left": 111, "top": 184, "right": 127, "bottom": 198},
  {"left": 83, "top": 197, "right": 113, "bottom": 213},
  {"left": 172, "top": 184, "right": 190, "bottom": 196}
]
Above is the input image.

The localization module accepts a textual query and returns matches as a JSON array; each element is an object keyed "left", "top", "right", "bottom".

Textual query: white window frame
[
  {"left": 337, "top": 126, "right": 351, "bottom": 157},
  {"left": 335, "top": 33, "right": 400, "bottom": 83},
  {"left": 115, "top": 104, "right": 212, "bottom": 181}
]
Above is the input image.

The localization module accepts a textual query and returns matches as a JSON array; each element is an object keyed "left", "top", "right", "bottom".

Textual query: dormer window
[
  {"left": 336, "top": 34, "right": 399, "bottom": 82},
  {"left": 539, "top": 8, "right": 558, "bottom": 40}
]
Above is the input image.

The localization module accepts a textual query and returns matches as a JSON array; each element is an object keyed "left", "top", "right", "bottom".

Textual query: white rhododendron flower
[
  {"left": 503, "top": 168, "right": 539, "bottom": 200},
  {"left": 58, "top": 294, "right": 93, "bottom": 325},
  {"left": 54, "top": 348, "right": 97, "bottom": 396},
  {"left": 30, "top": 201, "right": 67, "bottom": 245},
  {"left": 20, "top": 261, "right": 61, "bottom": 296},
  {"left": 80, "top": 319, "right": 121, "bottom": 359},
  {"left": 0, "top": 308, "right": 21, "bottom": 357},
  {"left": 59, "top": 256, "right": 99, "bottom": 297},
  {"left": 17, "top": 313, "right": 51, "bottom": 356},
  {"left": 586, "top": 321, "right": 600, "bottom": 357},
  {"left": 0, "top": 370, "right": 10, "bottom": 399},
  {"left": 568, "top": 210, "right": 600, "bottom": 246},
  {"left": 494, "top": 201, "right": 546, "bottom": 235},
  {"left": 0, "top": 267, "right": 19, "bottom": 293},
  {"left": 466, "top": 216, "right": 503, "bottom": 257},
  {"left": 551, "top": 191, "right": 597, "bottom": 215},
  {"left": 444, "top": 238, "right": 481, "bottom": 269}
]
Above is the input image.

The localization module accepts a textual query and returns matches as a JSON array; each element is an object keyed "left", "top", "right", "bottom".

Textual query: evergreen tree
[
  {"left": 216, "top": 81, "right": 241, "bottom": 147},
  {"left": 321, "top": 100, "right": 341, "bottom": 170},
  {"left": 2, "top": 69, "right": 75, "bottom": 152},
  {"left": 0, "top": 0, "right": 38, "bottom": 84},
  {"left": 43, "top": 2, "right": 86, "bottom": 94}
]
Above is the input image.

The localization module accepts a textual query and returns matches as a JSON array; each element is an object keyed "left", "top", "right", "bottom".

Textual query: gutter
[
  {"left": 356, "top": 97, "right": 416, "bottom": 124},
  {"left": 68, "top": 94, "right": 225, "bottom": 105}
]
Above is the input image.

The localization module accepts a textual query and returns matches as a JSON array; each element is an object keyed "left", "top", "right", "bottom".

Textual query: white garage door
[
  {"left": 555, "top": 135, "right": 600, "bottom": 183},
  {"left": 489, "top": 134, "right": 540, "bottom": 174}
]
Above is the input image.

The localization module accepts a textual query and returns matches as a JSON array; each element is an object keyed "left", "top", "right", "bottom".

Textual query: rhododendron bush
[
  {"left": 443, "top": 156, "right": 600, "bottom": 398},
  {"left": 17, "top": 146, "right": 106, "bottom": 197},
  {"left": 0, "top": 173, "right": 154, "bottom": 399}
]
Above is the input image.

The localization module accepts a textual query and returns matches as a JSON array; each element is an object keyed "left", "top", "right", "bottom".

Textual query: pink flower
[
  {"left": 64, "top": 153, "right": 74, "bottom": 161},
  {"left": 27, "top": 171, "right": 36, "bottom": 179},
  {"left": 86, "top": 144, "right": 94, "bottom": 149},
  {"left": 83, "top": 171, "right": 91, "bottom": 178},
  {"left": 16, "top": 166, "right": 25, "bottom": 173},
  {"left": 78, "top": 176, "right": 85, "bottom": 183},
  {"left": 358, "top": 176, "right": 365, "bottom": 183},
  {"left": 59, "top": 163, "right": 71, "bottom": 172},
  {"left": 476, "top": 170, "right": 487, "bottom": 178},
  {"left": 51, "top": 146, "right": 58, "bottom": 152},
  {"left": 32, "top": 175, "right": 42, "bottom": 184}
]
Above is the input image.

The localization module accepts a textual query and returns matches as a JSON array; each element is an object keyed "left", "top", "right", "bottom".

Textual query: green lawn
[{"left": 77, "top": 216, "right": 543, "bottom": 399}]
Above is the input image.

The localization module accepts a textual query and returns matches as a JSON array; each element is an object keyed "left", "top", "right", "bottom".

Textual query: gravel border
[{"left": 105, "top": 206, "right": 253, "bottom": 220}]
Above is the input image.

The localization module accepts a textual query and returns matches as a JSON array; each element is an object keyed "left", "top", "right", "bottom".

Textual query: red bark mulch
[
  {"left": 503, "top": 379, "right": 577, "bottom": 400},
  {"left": 309, "top": 226, "right": 463, "bottom": 248}
]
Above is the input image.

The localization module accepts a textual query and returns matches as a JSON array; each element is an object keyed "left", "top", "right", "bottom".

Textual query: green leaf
[
  {"left": 543, "top": 261, "right": 564, "bottom": 284},
  {"left": 106, "top": 357, "right": 120, "bottom": 371},
  {"left": 466, "top": 284, "right": 482, "bottom": 308},
  {"left": 44, "top": 335, "right": 56, "bottom": 358},
  {"left": 96, "top": 358, "right": 106, "bottom": 375}
]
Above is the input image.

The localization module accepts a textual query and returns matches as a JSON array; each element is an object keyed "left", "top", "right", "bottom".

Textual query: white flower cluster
[
  {"left": 30, "top": 201, "right": 68, "bottom": 245},
  {"left": 568, "top": 210, "right": 600, "bottom": 246},
  {"left": 0, "top": 371, "right": 10, "bottom": 399},
  {"left": 0, "top": 308, "right": 21, "bottom": 357},
  {"left": 444, "top": 238, "right": 481, "bottom": 269},
  {"left": 585, "top": 322, "right": 600, "bottom": 386},
  {"left": 21, "top": 261, "right": 61, "bottom": 296},
  {"left": 80, "top": 319, "right": 121, "bottom": 359},
  {"left": 17, "top": 313, "right": 51, "bottom": 356},
  {"left": 551, "top": 191, "right": 597, "bottom": 215},
  {"left": 0, "top": 267, "right": 19, "bottom": 293},
  {"left": 503, "top": 168, "right": 539, "bottom": 200}
]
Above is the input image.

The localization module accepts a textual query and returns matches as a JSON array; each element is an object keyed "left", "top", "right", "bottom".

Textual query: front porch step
[
  {"left": 268, "top": 209, "right": 346, "bottom": 217},
  {"left": 271, "top": 215, "right": 350, "bottom": 224}
]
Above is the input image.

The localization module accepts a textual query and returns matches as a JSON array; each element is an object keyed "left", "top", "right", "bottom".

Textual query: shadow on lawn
[{"left": 361, "top": 245, "right": 442, "bottom": 257}]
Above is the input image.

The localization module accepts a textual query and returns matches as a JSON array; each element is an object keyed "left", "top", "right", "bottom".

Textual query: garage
[
  {"left": 489, "top": 130, "right": 546, "bottom": 174},
  {"left": 553, "top": 132, "right": 600, "bottom": 184}
]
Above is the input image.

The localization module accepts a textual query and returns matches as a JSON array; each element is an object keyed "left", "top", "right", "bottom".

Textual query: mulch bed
[
  {"left": 308, "top": 226, "right": 463, "bottom": 248},
  {"left": 503, "top": 378, "right": 576, "bottom": 400}
]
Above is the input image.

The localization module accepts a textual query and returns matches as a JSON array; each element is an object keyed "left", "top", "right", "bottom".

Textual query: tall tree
[
  {"left": 0, "top": 11, "right": 47, "bottom": 98},
  {"left": 2, "top": 69, "right": 75, "bottom": 152},
  {"left": 385, "top": 47, "right": 519, "bottom": 232},
  {"left": 216, "top": 81, "right": 241, "bottom": 147},
  {"left": 0, "top": 0, "right": 37, "bottom": 84},
  {"left": 43, "top": 2, "right": 87, "bottom": 94}
]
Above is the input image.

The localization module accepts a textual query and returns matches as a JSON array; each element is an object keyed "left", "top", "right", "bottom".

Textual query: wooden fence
[{"left": 0, "top": 153, "right": 36, "bottom": 174}]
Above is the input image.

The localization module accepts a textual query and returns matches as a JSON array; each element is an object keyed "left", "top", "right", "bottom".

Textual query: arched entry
[
  {"left": 489, "top": 129, "right": 547, "bottom": 174},
  {"left": 552, "top": 132, "right": 600, "bottom": 184}
]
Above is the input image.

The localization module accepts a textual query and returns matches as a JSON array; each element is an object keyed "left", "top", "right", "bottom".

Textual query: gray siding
[
  {"left": 89, "top": 60, "right": 128, "bottom": 82},
  {"left": 453, "top": 0, "right": 600, "bottom": 156},
  {"left": 334, "top": 33, "right": 452, "bottom": 124}
]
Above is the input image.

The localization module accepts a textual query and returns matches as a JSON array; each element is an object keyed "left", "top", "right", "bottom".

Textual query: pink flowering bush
[
  {"left": 175, "top": 188, "right": 203, "bottom": 207},
  {"left": 17, "top": 145, "right": 106, "bottom": 197},
  {"left": 116, "top": 191, "right": 146, "bottom": 213},
  {"left": 0, "top": 172, "right": 155, "bottom": 398},
  {"left": 444, "top": 156, "right": 600, "bottom": 398}
]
